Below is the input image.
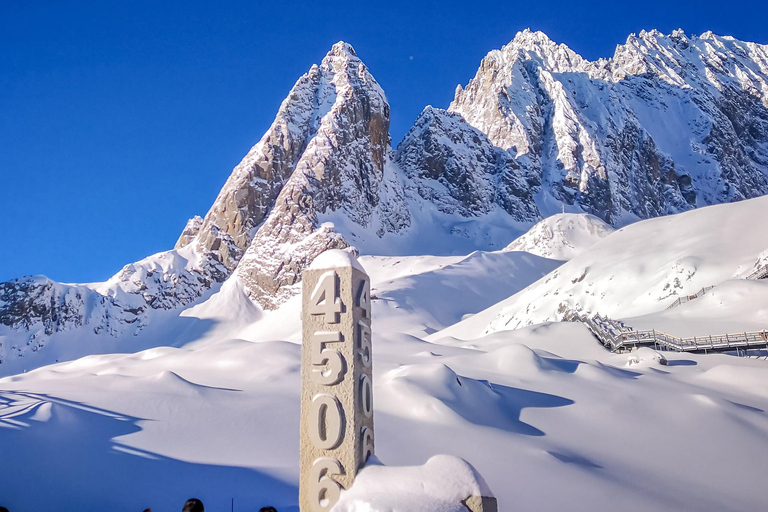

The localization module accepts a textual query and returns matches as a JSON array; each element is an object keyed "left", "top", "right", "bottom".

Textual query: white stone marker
[{"left": 300, "top": 250, "right": 374, "bottom": 512}]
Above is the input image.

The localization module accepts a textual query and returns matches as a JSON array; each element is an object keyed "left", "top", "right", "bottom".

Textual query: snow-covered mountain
[
  {"left": 445, "top": 29, "right": 768, "bottom": 224},
  {"left": 3, "top": 30, "right": 768, "bottom": 368}
]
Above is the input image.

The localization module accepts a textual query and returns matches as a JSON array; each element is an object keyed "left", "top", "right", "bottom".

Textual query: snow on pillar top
[{"left": 308, "top": 249, "right": 366, "bottom": 273}]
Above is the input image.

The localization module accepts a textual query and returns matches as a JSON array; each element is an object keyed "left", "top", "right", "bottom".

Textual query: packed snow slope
[
  {"left": 435, "top": 194, "right": 768, "bottom": 341},
  {"left": 2, "top": 199, "right": 768, "bottom": 511}
]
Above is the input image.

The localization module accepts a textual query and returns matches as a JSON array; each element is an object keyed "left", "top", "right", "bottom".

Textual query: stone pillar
[{"left": 299, "top": 250, "right": 374, "bottom": 512}]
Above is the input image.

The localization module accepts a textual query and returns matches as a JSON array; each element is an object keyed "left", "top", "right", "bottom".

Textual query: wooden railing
[
  {"left": 564, "top": 310, "right": 768, "bottom": 354},
  {"left": 746, "top": 266, "right": 768, "bottom": 280},
  {"left": 666, "top": 263, "right": 766, "bottom": 310},
  {"left": 666, "top": 286, "right": 714, "bottom": 309}
]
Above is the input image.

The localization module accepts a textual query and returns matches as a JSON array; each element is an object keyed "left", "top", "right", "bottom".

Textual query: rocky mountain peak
[
  {"left": 175, "top": 40, "right": 388, "bottom": 279},
  {"left": 0, "top": 40, "right": 403, "bottom": 357},
  {"left": 446, "top": 29, "right": 768, "bottom": 225},
  {"left": 327, "top": 40, "right": 358, "bottom": 59},
  {"left": 222, "top": 41, "right": 405, "bottom": 308},
  {"left": 395, "top": 105, "right": 540, "bottom": 221}
]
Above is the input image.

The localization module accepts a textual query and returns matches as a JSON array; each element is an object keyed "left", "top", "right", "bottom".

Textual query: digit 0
[
  {"left": 360, "top": 374, "right": 373, "bottom": 418},
  {"left": 309, "top": 394, "right": 345, "bottom": 450}
]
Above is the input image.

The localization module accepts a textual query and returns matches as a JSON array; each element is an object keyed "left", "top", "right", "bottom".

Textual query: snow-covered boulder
[
  {"left": 332, "top": 455, "right": 496, "bottom": 512},
  {"left": 626, "top": 347, "right": 668, "bottom": 366}
]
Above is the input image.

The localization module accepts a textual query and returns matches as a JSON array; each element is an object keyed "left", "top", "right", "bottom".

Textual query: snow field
[{"left": 2, "top": 199, "right": 768, "bottom": 511}]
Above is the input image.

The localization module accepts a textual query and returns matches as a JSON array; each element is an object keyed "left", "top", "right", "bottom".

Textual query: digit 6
[{"left": 309, "top": 457, "right": 344, "bottom": 512}]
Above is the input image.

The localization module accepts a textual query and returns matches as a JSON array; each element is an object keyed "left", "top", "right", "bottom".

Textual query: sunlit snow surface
[{"left": 2, "top": 199, "right": 768, "bottom": 511}]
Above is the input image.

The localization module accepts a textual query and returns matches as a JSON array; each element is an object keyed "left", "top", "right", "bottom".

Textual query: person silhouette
[
  {"left": 258, "top": 508, "right": 278, "bottom": 512},
  {"left": 182, "top": 498, "right": 205, "bottom": 512}
]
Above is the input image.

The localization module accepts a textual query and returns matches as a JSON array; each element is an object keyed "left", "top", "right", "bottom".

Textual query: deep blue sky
[{"left": 2, "top": 0, "right": 767, "bottom": 283}]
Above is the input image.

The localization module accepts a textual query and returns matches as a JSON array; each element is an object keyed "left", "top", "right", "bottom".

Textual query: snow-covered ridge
[
  {"left": 448, "top": 28, "right": 768, "bottom": 224},
  {"left": 503, "top": 213, "right": 614, "bottom": 260},
  {"left": 0, "top": 244, "right": 224, "bottom": 364}
]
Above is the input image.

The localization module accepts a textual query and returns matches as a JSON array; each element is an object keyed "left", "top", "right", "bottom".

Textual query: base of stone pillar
[{"left": 463, "top": 495, "right": 498, "bottom": 512}]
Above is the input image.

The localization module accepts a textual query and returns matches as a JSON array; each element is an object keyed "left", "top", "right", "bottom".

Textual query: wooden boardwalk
[
  {"left": 564, "top": 310, "right": 768, "bottom": 354},
  {"left": 746, "top": 266, "right": 768, "bottom": 280},
  {"left": 666, "top": 286, "right": 714, "bottom": 309},
  {"left": 567, "top": 262, "right": 768, "bottom": 353},
  {"left": 667, "top": 263, "right": 766, "bottom": 309}
]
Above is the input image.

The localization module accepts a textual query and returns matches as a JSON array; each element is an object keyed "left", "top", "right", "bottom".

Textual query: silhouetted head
[
  {"left": 182, "top": 499, "right": 204, "bottom": 512},
  {"left": 259, "top": 508, "right": 278, "bottom": 512},
  {"left": 0, "top": 506, "right": 9, "bottom": 512}
]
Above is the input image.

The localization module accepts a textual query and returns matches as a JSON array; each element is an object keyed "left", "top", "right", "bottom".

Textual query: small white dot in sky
[{"left": 409, "top": 56, "right": 414, "bottom": 60}]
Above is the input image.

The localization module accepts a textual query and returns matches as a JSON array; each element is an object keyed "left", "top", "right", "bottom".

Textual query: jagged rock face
[
  {"left": 0, "top": 277, "right": 97, "bottom": 335},
  {"left": 0, "top": 245, "right": 225, "bottom": 362},
  {"left": 234, "top": 43, "right": 408, "bottom": 308},
  {"left": 175, "top": 215, "right": 202, "bottom": 249},
  {"left": 0, "top": 41, "right": 407, "bottom": 347},
  {"left": 178, "top": 42, "right": 397, "bottom": 276},
  {"left": 178, "top": 58, "right": 346, "bottom": 269},
  {"left": 0, "top": 276, "right": 142, "bottom": 363},
  {"left": 448, "top": 29, "right": 768, "bottom": 224},
  {"left": 102, "top": 247, "right": 227, "bottom": 310},
  {"left": 396, "top": 107, "right": 540, "bottom": 221}
]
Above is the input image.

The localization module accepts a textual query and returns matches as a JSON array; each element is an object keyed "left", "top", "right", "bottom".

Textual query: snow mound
[
  {"left": 700, "top": 365, "right": 768, "bottom": 399},
  {"left": 376, "top": 362, "right": 572, "bottom": 433},
  {"left": 466, "top": 344, "right": 578, "bottom": 376},
  {"left": 504, "top": 213, "right": 615, "bottom": 260},
  {"left": 378, "top": 364, "right": 500, "bottom": 425},
  {"left": 333, "top": 455, "right": 493, "bottom": 512},
  {"left": 625, "top": 347, "right": 667, "bottom": 367}
]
